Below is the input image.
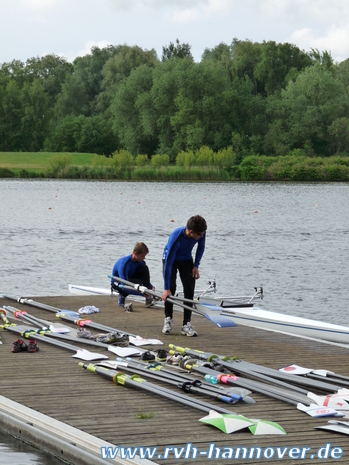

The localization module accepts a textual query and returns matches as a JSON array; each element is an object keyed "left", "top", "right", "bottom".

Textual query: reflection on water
[{"left": 0, "top": 430, "right": 63, "bottom": 465}]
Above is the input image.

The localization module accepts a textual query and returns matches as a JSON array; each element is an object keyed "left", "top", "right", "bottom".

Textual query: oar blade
[
  {"left": 71, "top": 349, "right": 109, "bottom": 361},
  {"left": 107, "top": 346, "right": 143, "bottom": 357},
  {"left": 308, "top": 392, "right": 349, "bottom": 411},
  {"left": 199, "top": 410, "right": 254, "bottom": 434},
  {"left": 48, "top": 325, "right": 71, "bottom": 334},
  {"left": 279, "top": 364, "right": 313, "bottom": 375},
  {"left": 202, "top": 312, "right": 237, "bottom": 328},
  {"left": 315, "top": 423, "right": 349, "bottom": 435},
  {"left": 129, "top": 336, "right": 163, "bottom": 346},
  {"left": 248, "top": 419, "right": 286, "bottom": 435},
  {"left": 297, "top": 403, "right": 344, "bottom": 418},
  {"left": 57, "top": 310, "right": 80, "bottom": 317}
]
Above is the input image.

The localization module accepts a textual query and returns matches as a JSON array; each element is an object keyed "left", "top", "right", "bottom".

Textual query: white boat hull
[
  {"left": 201, "top": 299, "right": 349, "bottom": 345},
  {"left": 69, "top": 284, "right": 349, "bottom": 344},
  {"left": 68, "top": 284, "right": 112, "bottom": 296}
]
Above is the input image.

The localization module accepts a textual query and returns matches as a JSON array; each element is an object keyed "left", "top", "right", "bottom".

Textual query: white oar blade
[
  {"left": 279, "top": 364, "right": 313, "bottom": 375},
  {"left": 308, "top": 392, "right": 349, "bottom": 411},
  {"left": 129, "top": 336, "right": 163, "bottom": 346},
  {"left": 328, "top": 420, "right": 349, "bottom": 426},
  {"left": 297, "top": 403, "right": 344, "bottom": 418},
  {"left": 315, "top": 423, "right": 349, "bottom": 435},
  {"left": 96, "top": 361, "right": 121, "bottom": 370},
  {"left": 49, "top": 325, "right": 70, "bottom": 334},
  {"left": 57, "top": 310, "right": 80, "bottom": 317},
  {"left": 71, "top": 349, "right": 109, "bottom": 361},
  {"left": 107, "top": 346, "right": 143, "bottom": 357},
  {"left": 338, "top": 388, "right": 349, "bottom": 395},
  {"left": 248, "top": 419, "right": 286, "bottom": 435}
]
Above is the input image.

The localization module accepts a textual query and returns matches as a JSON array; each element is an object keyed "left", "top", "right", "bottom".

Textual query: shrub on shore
[{"left": 1, "top": 150, "right": 349, "bottom": 181}]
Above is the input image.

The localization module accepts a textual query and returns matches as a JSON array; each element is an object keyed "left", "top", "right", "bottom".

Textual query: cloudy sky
[{"left": 1, "top": 0, "right": 349, "bottom": 64}]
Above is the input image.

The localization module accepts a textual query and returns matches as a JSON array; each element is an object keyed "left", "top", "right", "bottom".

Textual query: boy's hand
[
  {"left": 161, "top": 290, "right": 172, "bottom": 301},
  {"left": 192, "top": 267, "right": 200, "bottom": 279}
]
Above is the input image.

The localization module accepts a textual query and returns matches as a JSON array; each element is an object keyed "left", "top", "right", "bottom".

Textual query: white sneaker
[
  {"left": 162, "top": 317, "right": 172, "bottom": 334},
  {"left": 181, "top": 322, "right": 198, "bottom": 337}
]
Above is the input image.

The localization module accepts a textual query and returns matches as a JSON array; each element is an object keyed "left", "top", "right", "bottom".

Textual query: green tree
[
  {"left": 0, "top": 80, "right": 22, "bottom": 150},
  {"left": 328, "top": 117, "right": 349, "bottom": 154},
  {"left": 20, "top": 79, "right": 50, "bottom": 151},
  {"left": 255, "top": 41, "right": 313, "bottom": 94},
  {"left": 201, "top": 42, "right": 234, "bottom": 80},
  {"left": 98, "top": 45, "right": 158, "bottom": 114},
  {"left": 75, "top": 115, "right": 117, "bottom": 155},
  {"left": 44, "top": 115, "right": 82, "bottom": 152},
  {"left": 110, "top": 65, "right": 157, "bottom": 155},
  {"left": 54, "top": 45, "right": 121, "bottom": 118},
  {"left": 266, "top": 63, "right": 349, "bottom": 155},
  {"left": 230, "top": 39, "right": 312, "bottom": 96},
  {"left": 162, "top": 39, "right": 193, "bottom": 61}
]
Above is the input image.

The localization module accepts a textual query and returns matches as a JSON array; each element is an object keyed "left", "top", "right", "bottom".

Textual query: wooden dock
[{"left": 1, "top": 294, "right": 349, "bottom": 464}]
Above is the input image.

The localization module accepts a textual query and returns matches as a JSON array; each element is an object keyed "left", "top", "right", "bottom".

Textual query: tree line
[{"left": 1, "top": 39, "right": 349, "bottom": 161}]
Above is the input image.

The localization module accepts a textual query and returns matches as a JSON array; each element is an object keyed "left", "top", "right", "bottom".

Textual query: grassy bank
[{"left": 1, "top": 152, "right": 349, "bottom": 182}]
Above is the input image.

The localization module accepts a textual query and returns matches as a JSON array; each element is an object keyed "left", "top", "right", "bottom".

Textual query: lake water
[
  {"left": 1, "top": 179, "right": 348, "bottom": 322},
  {"left": 0, "top": 430, "right": 63, "bottom": 465},
  {"left": 0, "top": 179, "right": 349, "bottom": 463}
]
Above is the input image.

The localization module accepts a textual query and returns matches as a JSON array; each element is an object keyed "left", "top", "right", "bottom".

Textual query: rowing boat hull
[
  {"left": 68, "top": 284, "right": 112, "bottom": 296},
  {"left": 200, "top": 299, "right": 349, "bottom": 344},
  {"left": 69, "top": 284, "right": 349, "bottom": 344}
]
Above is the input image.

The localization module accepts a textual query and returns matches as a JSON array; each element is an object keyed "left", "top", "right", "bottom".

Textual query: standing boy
[
  {"left": 161, "top": 215, "right": 207, "bottom": 336},
  {"left": 111, "top": 242, "right": 155, "bottom": 308}
]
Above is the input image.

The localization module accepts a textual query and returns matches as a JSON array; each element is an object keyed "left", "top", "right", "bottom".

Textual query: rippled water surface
[
  {"left": 0, "top": 430, "right": 63, "bottom": 465},
  {"left": 1, "top": 179, "right": 349, "bottom": 463},
  {"left": 1, "top": 179, "right": 348, "bottom": 324}
]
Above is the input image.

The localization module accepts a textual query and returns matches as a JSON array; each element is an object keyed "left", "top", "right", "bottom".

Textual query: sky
[{"left": 1, "top": 0, "right": 349, "bottom": 65}]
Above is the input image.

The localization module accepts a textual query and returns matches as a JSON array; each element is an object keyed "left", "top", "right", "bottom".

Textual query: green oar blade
[
  {"left": 248, "top": 419, "right": 286, "bottom": 435},
  {"left": 199, "top": 410, "right": 254, "bottom": 434}
]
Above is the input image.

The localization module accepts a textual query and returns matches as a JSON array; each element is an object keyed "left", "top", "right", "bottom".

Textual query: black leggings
[{"left": 163, "top": 260, "right": 195, "bottom": 325}]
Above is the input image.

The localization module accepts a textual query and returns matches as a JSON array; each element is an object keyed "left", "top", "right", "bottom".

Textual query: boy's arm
[
  {"left": 163, "top": 230, "right": 182, "bottom": 290},
  {"left": 194, "top": 233, "right": 206, "bottom": 268}
]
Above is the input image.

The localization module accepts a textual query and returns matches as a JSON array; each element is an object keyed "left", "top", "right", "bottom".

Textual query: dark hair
[
  {"left": 186, "top": 215, "right": 207, "bottom": 234},
  {"left": 133, "top": 242, "right": 149, "bottom": 255}
]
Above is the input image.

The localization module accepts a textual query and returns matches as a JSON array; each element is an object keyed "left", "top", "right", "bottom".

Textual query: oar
[
  {"left": 104, "top": 359, "right": 255, "bottom": 404},
  {"left": 56, "top": 313, "right": 163, "bottom": 346},
  {"left": 168, "top": 348, "right": 316, "bottom": 396},
  {"left": 178, "top": 359, "right": 343, "bottom": 418},
  {"left": 3, "top": 294, "right": 162, "bottom": 346},
  {"left": 115, "top": 358, "right": 255, "bottom": 403},
  {"left": 175, "top": 353, "right": 349, "bottom": 412},
  {"left": 280, "top": 364, "right": 349, "bottom": 384},
  {"left": 3, "top": 294, "right": 69, "bottom": 314},
  {"left": 1, "top": 306, "right": 143, "bottom": 358},
  {"left": 3, "top": 305, "right": 70, "bottom": 333},
  {"left": 108, "top": 276, "right": 237, "bottom": 329},
  {"left": 0, "top": 311, "right": 108, "bottom": 361},
  {"left": 80, "top": 362, "right": 238, "bottom": 414},
  {"left": 170, "top": 345, "right": 349, "bottom": 414},
  {"left": 95, "top": 360, "right": 241, "bottom": 404},
  {"left": 170, "top": 345, "right": 343, "bottom": 393},
  {"left": 79, "top": 363, "right": 285, "bottom": 435}
]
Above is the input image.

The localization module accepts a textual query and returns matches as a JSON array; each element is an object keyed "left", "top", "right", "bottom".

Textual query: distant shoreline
[{"left": 1, "top": 152, "right": 349, "bottom": 182}]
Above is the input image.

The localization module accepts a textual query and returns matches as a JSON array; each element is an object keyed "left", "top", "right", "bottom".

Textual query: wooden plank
[{"left": 1, "top": 295, "right": 349, "bottom": 464}]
